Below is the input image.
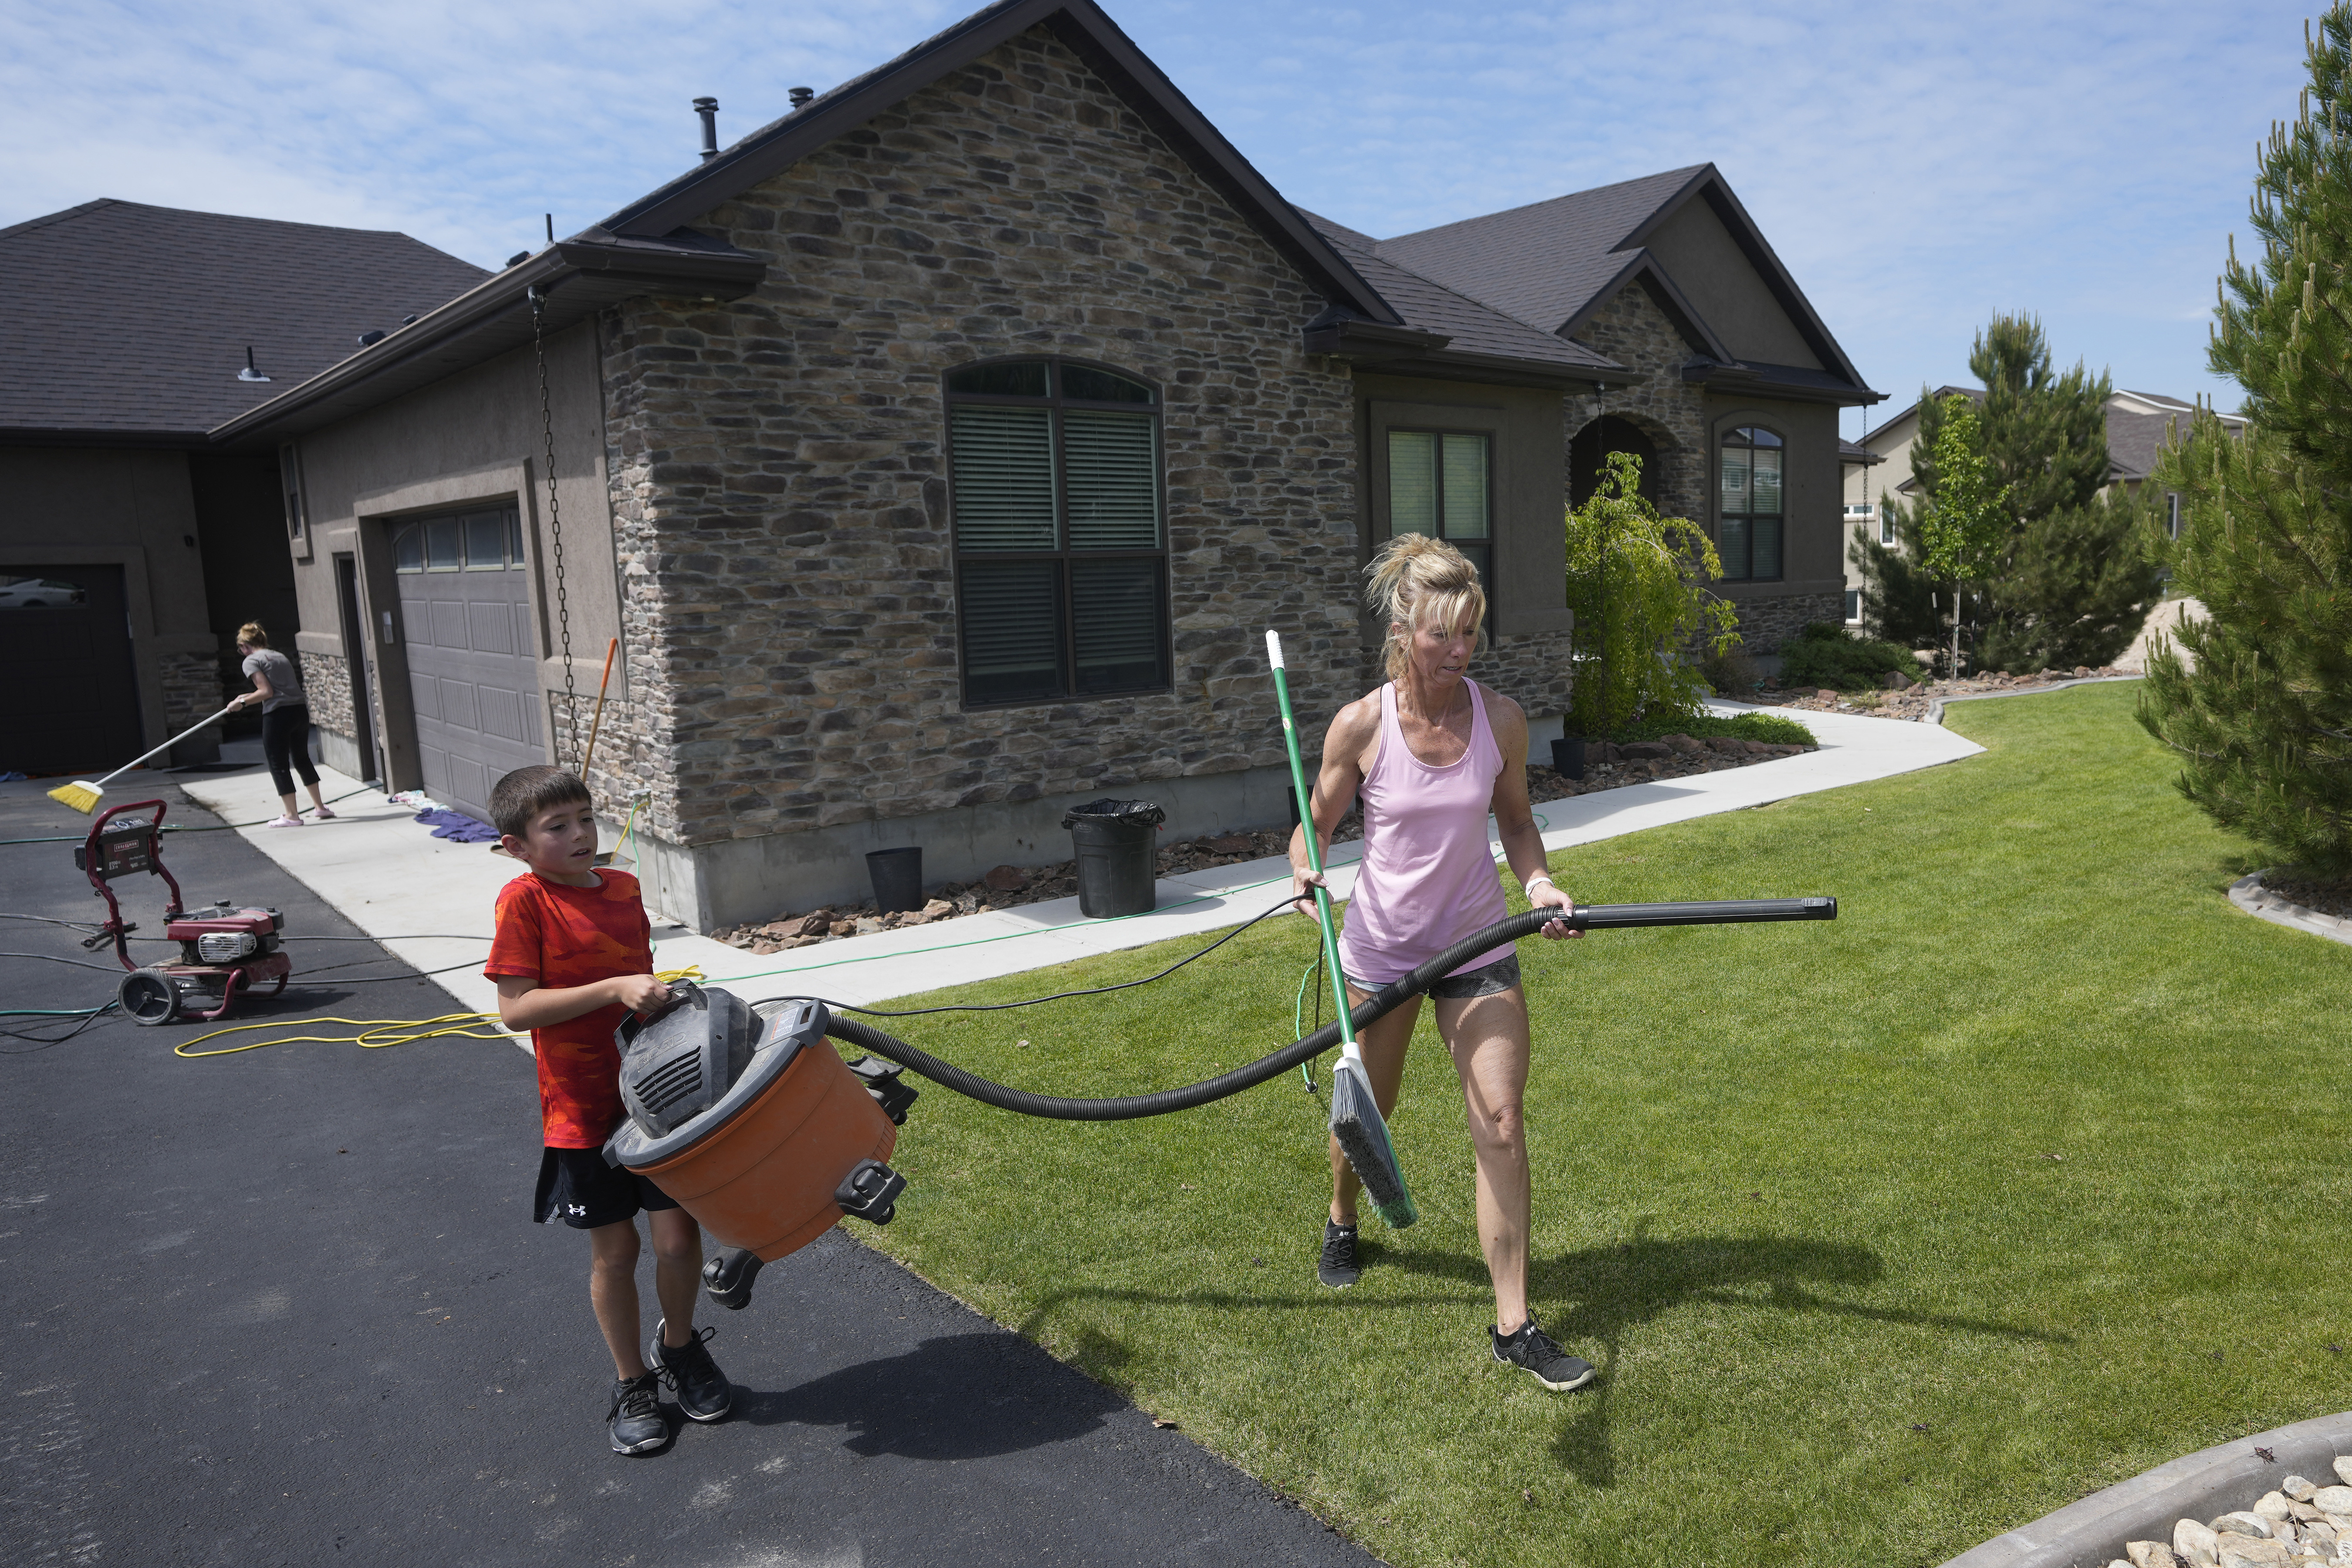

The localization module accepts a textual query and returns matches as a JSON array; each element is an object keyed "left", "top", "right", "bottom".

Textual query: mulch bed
[
  {"left": 1748, "top": 665, "right": 2130, "bottom": 723},
  {"left": 707, "top": 733, "right": 1814, "bottom": 954},
  {"left": 2258, "top": 869, "right": 2352, "bottom": 922}
]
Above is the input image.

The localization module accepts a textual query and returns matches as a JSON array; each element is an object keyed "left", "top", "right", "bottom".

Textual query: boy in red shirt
[{"left": 483, "top": 765, "right": 733, "bottom": 1455}]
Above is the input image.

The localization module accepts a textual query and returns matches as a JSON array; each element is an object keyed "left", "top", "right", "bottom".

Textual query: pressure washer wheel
[{"left": 117, "top": 966, "right": 186, "bottom": 1027}]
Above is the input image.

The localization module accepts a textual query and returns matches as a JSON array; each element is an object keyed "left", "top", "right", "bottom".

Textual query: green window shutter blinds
[
  {"left": 1440, "top": 433, "right": 1489, "bottom": 537},
  {"left": 958, "top": 561, "right": 1065, "bottom": 705},
  {"left": 1388, "top": 431, "right": 1438, "bottom": 535},
  {"left": 1070, "top": 559, "right": 1166, "bottom": 693},
  {"left": 1063, "top": 411, "right": 1159, "bottom": 550},
  {"left": 951, "top": 406, "right": 1058, "bottom": 551}
]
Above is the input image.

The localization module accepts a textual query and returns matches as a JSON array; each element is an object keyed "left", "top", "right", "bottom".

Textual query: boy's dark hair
[{"left": 490, "top": 765, "right": 591, "bottom": 839}]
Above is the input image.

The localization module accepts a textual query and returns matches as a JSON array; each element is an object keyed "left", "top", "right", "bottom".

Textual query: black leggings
[{"left": 261, "top": 705, "right": 318, "bottom": 798}]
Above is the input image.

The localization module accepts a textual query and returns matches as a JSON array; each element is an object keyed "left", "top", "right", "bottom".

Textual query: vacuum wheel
[{"left": 118, "top": 967, "right": 186, "bottom": 1026}]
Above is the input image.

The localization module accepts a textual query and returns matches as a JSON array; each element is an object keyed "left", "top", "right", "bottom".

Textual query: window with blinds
[
  {"left": 1718, "top": 426, "right": 1784, "bottom": 581},
  {"left": 947, "top": 359, "right": 1169, "bottom": 706},
  {"left": 1386, "top": 428, "right": 1493, "bottom": 605}
]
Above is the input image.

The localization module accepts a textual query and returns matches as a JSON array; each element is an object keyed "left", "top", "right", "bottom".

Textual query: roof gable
[
  {"left": 0, "top": 199, "right": 487, "bottom": 443},
  {"left": 596, "top": 0, "right": 1396, "bottom": 326}
]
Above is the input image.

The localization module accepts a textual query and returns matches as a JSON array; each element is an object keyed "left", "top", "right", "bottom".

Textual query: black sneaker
[
  {"left": 650, "top": 1321, "right": 733, "bottom": 1423},
  {"left": 607, "top": 1370, "right": 667, "bottom": 1455},
  {"left": 703, "top": 1247, "right": 764, "bottom": 1311},
  {"left": 1490, "top": 1317, "right": 1597, "bottom": 1391},
  {"left": 1317, "top": 1220, "right": 1360, "bottom": 1289}
]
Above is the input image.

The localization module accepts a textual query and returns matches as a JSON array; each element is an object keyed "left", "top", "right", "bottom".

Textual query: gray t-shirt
[{"left": 241, "top": 648, "right": 306, "bottom": 712}]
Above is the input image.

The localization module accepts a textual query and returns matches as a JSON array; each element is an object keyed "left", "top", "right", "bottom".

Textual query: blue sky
[{"left": 3, "top": 0, "right": 2315, "bottom": 430}]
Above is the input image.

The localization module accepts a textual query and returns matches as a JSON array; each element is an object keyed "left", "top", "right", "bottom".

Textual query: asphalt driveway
[{"left": 0, "top": 774, "right": 1379, "bottom": 1568}]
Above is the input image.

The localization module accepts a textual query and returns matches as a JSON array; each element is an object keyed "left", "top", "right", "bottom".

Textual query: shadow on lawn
[{"left": 1382, "top": 1225, "right": 2067, "bottom": 1488}]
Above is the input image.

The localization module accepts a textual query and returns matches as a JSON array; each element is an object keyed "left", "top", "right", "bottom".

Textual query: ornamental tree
[{"left": 1564, "top": 450, "right": 1740, "bottom": 737}]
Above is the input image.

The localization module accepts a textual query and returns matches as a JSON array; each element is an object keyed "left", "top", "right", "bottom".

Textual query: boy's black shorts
[{"left": 534, "top": 1146, "right": 680, "bottom": 1229}]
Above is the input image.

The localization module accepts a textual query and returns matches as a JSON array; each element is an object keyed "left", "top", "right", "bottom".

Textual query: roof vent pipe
[
  {"left": 237, "top": 347, "right": 270, "bottom": 383},
  {"left": 694, "top": 97, "right": 720, "bottom": 159},
  {"left": 789, "top": 86, "right": 814, "bottom": 108}
]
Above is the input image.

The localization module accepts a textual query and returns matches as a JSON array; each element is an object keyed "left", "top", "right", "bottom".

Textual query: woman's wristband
[{"left": 1524, "top": 874, "right": 1556, "bottom": 893}]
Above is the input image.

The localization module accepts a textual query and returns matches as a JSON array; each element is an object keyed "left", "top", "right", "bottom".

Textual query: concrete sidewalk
[{"left": 174, "top": 697, "right": 1979, "bottom": 1027}]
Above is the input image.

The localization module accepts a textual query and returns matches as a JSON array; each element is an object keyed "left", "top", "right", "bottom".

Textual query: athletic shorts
[
  {"left": 1425, "top": 953, "right": 1522, "bottom": 1000},
  {"left": 533, "top": 1146, "right": 680, "bottom": 1229}
]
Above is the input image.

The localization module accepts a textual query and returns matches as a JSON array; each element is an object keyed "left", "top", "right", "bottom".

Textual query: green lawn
[{"left": 854, "top": 683, "right": 2352, "bottom": 1568}]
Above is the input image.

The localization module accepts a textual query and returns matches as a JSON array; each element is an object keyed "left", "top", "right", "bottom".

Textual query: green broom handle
[{"left": 1267, "top": 632, "right": 1359, "bottom": 1056}]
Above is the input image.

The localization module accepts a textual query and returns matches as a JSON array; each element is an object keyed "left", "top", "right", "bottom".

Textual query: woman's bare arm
[
  {"left": 1287, "top": 693, "right": 1381, "bottom": 914},
  {"left": 1486, "top": 694, "right": 1577, "bottom": 939}
]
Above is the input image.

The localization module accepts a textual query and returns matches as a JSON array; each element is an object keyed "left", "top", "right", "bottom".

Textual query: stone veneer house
[{"left": 215, "top": 0, "right": 1881, "bottom": 929}]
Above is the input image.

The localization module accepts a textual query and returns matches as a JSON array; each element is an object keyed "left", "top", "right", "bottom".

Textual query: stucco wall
[
  {"left": 283, "top": 321, "right": 620, "bottom": 794},
  {"left": 1642, "top": 200, "right": 1824, "bottom": 371},
  {"left": 0, "top": 446, "right": 224, "bottom": 762},
  {"left": 595, "top": 24, "right": 1364, "bottom": 923}
]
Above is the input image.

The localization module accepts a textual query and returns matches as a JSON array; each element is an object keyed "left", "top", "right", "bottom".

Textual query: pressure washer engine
[
  {"left": 602, "top": 981, "right": 916, "bottom": 1275},
  {"left": 77, "top": 799, "right": 291, "bottom": 1026}
]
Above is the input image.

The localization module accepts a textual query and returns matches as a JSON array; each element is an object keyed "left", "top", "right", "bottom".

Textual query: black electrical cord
[
  {"left": 0, "top": 950, "right": 132, "bottom": 973},
  {"left": 0, "top": 1001, "right": 119, "bottom": 1051},
  {"left": 817, "top": 898, "right": 1835, "bottom": 1122}
]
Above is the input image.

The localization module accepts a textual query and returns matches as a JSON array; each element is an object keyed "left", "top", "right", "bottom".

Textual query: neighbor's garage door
[
  {"left": 390, "top": 508, "right": 542, "bottom": 825},
  {"left": 0, "top": 564, "right": 143, "bottom": 775}
]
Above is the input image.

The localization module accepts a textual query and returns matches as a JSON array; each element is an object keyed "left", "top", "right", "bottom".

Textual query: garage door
[
  {"left": 391, "top": 508, "right": 542, "bottom": 825},
  {"left": 0, "top": 565, "right": 143, "bottom": 776}
]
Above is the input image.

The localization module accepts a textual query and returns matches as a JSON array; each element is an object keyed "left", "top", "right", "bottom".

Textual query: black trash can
[
  {"left": 1060, "top": 798, "right": 1164, "bottom": 919},
  {"left": 1550, "top": 737, "right": 1586, "bottom": 781},
  {"left": 865, "top": 846, "right": 923, "bottom": 912}
]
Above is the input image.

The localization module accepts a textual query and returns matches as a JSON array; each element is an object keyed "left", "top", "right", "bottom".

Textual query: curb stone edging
[
  {"left": 1938, "top": 1410, "right": 2352, "bottom": 1568},
  {"left": 2230, "top": 870, "right": 2352, "bottom": 948},
  {"left": 1925, "top": 674, "right": 2144, "bottom": 727}
]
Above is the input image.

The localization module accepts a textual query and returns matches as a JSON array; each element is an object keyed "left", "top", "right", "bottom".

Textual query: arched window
[
  {"left": 946, "top": 359, "right": 1169, "bottom": 706},
  {"left": 1718, "top": 426, "right": 1783, "bottom": 581}
]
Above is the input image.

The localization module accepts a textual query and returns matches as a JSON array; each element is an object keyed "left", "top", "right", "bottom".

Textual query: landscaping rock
[
  {"left": 1619, "top": 741, "right": 1672, "bottom": 760},
  {"left": 828, "top": 919, "right": 857, "bottom": 937},
  {"left": 1885, "top": 669, "right": 1916, "bottom": 690},
  {"left": 2315, "top": 1487, "right": 2352, "bottom": 1516},
  {"left": 2129, "top": 1543, "right": 2188, "bottom": 1568},
  {"left": 2218, "top": 1512, "right": 2276, "bottom": 1538},
  {"left": 2289, "top": 1479, "right": 2322, "bottom": 1504},
  {"left": 921, "top": 898, "right": 954, "bottom": 919},
  {"left": 2261, "top": 1494, "right": 2295, "bottom": 1521},
  {"left": 797, "top": 912, "right": 832, "bottom": 936},
  {"left": 2335, "top": 1459, "right": 2352, "bottom": 1487},
  {"left": 2179, "top": 1520, "right": 2223, "bottom": 1563},
  {"left": 1661, "top": 733, "right": 1702, "bottom": 755},
  {"left": 2217, "top": 1538, "right": 2289, "bottom": 1566},
  {"left": 983, "top": 864, "right": 1029, "bottom": 892},
  {"left": 853, "top": 916, "right": 884, "bottom": 935},
  {"left": 1702, "top": 735, "right": 1745, "bottom": 753},
  {"left": 1204, "top": 834, "right": 1255, "bottom": 854}
]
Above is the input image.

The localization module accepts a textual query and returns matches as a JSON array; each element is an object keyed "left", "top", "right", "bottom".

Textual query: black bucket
[
  {"left": 1550, "top": 737, "right": 1586, "bottom": 781},
  {"left": 1060, "top": 798, "right": 1164, "bottom": 919},
  {"left": 865, "top": 846, "right": 923, "bottom": 912}
]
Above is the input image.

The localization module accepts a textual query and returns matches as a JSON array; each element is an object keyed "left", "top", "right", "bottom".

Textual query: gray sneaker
[
  {"left": 607, "top": 1371, "right": 667, "bottom": 1454},
  {"left": 1490, "top": 1317, "right": 1597, "bottom": 1391},
  {"left": 651, "top": 1321, "right": 733, "bottom": 1423},
  {"left": 1317, "top": 1220, "right": 1360, "bottom": 1289}
]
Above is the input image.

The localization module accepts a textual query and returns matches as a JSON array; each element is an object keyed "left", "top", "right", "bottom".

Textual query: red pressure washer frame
[{"left": 76, "top": 799, "right": 290, "bottom": 1021}]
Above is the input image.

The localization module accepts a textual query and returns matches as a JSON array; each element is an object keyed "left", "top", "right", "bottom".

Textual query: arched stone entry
[{"left": 1570, "top": 414, "right": 1666, "bottom": 509}]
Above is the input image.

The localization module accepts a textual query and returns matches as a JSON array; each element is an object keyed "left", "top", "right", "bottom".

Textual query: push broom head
[
  {"left": 48, "top": 781, "right": 102, "bottom": 814},
  {"left": 1329, "top": 1055, "right": 1417, "bottom": 1229}
]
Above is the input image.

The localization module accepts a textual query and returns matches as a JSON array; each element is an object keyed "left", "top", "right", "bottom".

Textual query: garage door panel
[
  {"left": 398, "top": 537, "right": 541, "bottom": 825},
  {"left": 477, "top": 685, "right": 525, "bottom": 744},
  {"left": 468, "top": 600, "right": 513, "bottom": 655}
]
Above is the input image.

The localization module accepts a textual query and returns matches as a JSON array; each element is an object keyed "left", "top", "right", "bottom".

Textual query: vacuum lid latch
[{"left": 844, "top": 1055, "right": 918, "bottom": 1125}]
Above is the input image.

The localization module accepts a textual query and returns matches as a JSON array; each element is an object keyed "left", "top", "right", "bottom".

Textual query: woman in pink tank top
[{"left": 1286, "top": 535, "right": 1595, "bottom": 1392}]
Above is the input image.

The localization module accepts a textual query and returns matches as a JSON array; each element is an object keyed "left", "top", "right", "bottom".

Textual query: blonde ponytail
[
  {"left": 1364, "top": 534, "right": 1487, "bottom": 682},
  {"left": 236, "top": 622, "right": 270, "bottom": 649}
]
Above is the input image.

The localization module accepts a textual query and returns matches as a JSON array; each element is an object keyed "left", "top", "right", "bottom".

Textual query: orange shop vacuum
[{"left": 602, "top": 982, "right": 915, "bottom": 1296}]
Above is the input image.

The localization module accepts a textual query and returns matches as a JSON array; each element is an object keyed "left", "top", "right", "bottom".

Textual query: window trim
[
  {"left": 1380, "top": 422, "right": 1498, "bottom": 630},
  {"left": 1716, "top": 423, "right": 1787, "bottom": 584},
  {"left": 943, "top": 355, "right": 1172, "bottom": 710}
]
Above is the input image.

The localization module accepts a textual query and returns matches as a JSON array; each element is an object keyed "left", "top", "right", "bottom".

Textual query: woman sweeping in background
[
  {"left": 1288, "top": 535, "right": 1594, "bottom": 1391},
  {"left": 229, "top": 622, "right": 333, "bottom": 828}
]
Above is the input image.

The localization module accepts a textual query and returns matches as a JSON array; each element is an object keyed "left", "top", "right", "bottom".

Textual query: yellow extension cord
[{"left": 172, "top": 965, "right": 707, "bottom": 1059}]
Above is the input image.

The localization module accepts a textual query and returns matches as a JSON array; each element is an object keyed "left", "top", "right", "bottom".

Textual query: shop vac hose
[{"left": 822, "top": 896, "right": 1835, "bottom": 1122}]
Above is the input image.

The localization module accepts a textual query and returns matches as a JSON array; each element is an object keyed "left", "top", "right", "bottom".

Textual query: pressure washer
[{"left": 76, "top": 799, "right": 292, "bottom": 1025}]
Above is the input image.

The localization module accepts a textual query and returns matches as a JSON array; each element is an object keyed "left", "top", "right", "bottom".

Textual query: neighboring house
[
  {"left": 0, "top": 200, "right": 487, "bottom": 775},
  {"left": 62, "top": 0, "right": 1881, "bottom": 928},
  {"left": 1839, "top": 386, "right": 2247, "bottom": 613}
]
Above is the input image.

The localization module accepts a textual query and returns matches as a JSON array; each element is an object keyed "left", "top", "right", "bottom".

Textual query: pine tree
[
  {"left": 2138, "top": 6, "right": 2352, "bottom": 879},
  {"left": 1856, "top": 314, "right": 2161, "bottom": 672}
]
